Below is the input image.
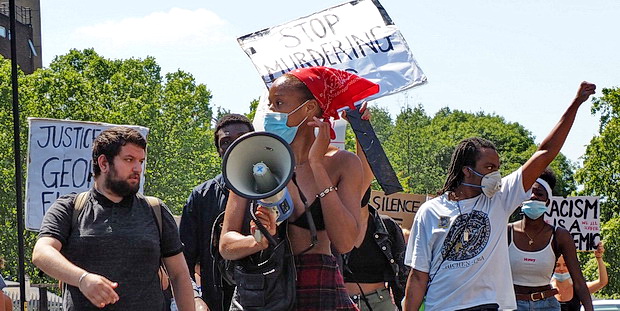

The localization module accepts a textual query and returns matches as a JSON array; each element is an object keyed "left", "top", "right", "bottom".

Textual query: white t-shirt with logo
[{"left": 405, "top": 168, "right": 531, "bottom": 311}]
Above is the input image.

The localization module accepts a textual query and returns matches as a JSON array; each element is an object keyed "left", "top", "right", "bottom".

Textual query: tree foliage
[
  {"left": 575, "top": 86, "right": 620, "bottom": 298},
  {"left": 0, "top": 49, "right": 220, "bottom": 284}
]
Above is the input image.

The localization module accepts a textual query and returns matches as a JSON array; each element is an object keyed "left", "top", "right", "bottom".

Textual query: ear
[
  {"left": 461, "top": 166, "right": 471, "bottom": 178},
  {"left": 306, "top": 99, "right": 321, "bottom": 116},
  {"left": 97, "top": 154, "right": 110, "bottom": 173}
]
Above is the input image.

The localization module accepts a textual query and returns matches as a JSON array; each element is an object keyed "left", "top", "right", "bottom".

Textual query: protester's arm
[
  {"left": 309, "top": 116, "right": 363, "bottom": 253},
  {"left": 557, "top": 228, "right": 593, "bottom": 311},
  {"left": 403, "top": 269, "right": 428, "bottom": 311},
  {"left": 32, "top": 237, "right": 119, "bottom": 308},
  {"left": 219, "top": 193, "right": 275, "bottom": 260},
  {"left": 587, "top": 242, "right": 608, "bottom": 293},
  {"left": 163, "top": 253, "right": 196, "bottom": 311},
  {"left": 521, "top": 82, "right": 595, "bottom": 190}
]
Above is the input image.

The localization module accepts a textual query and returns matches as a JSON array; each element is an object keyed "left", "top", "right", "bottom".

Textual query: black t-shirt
[{"left": 39, "top": 189, "right": 183, "bottom": 311}]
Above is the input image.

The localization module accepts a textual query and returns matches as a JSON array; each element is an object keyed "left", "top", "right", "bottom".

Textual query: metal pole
[{"left": 8, "top": 0, "right": 27, "bottom": 310}]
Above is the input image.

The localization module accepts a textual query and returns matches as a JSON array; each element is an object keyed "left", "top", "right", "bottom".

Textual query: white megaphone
[{"left": 222, "top": 132, "right": 295, "bottom": 241}]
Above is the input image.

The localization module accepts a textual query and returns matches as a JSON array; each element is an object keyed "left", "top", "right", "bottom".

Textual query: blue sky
[{"left": 40, "top": 0, "right": 620, "bottom": 164}]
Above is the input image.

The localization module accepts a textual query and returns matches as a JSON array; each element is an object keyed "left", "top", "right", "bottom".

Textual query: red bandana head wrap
[{"left": 288, "top": 67, "right": 379, "bottom": 139}]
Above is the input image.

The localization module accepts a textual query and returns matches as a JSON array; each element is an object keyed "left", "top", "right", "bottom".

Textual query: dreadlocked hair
[{"left": 439, "top": 137, "right": 497, "bottom": 195}]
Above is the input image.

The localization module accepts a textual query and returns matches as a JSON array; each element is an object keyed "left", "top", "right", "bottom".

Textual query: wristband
[
  {"left": 316, "top": 186, "right": 337, "bottom": 199},
  {"left": 78, "top": 272, "right": 90, "bottom": 287}
]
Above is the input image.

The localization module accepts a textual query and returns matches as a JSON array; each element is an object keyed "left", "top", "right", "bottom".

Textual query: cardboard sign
[
  {"left": 370, "top": 190, "right": 428, "bottom": 230},
  {"left": 238, "top": 0, "right": 426, "bottom": 100},
  {"left": 544, "top": 196, "right": 601, "bottom": 251},
  {"left": 25, "top": 118, "right": 149, "bottom": 231}
]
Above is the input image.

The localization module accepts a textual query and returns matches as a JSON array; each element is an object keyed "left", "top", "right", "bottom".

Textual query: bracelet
[
  {"left": 78, "top": 272, "right": 90, "bottom": 287},
  {"left": 316, "top": 186, "right": 338, "bottom": 199}
]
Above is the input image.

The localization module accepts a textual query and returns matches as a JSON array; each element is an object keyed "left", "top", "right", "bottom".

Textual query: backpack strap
[
  {"left": 144, "top": 196, "right": 163, "bottom": 238},
  {"left": 72, "top": 191, "right": 90, "bottom": 226}
]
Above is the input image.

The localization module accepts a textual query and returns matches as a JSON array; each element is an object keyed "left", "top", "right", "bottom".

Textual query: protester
[
  {"left": 0, "top": 256, "right": 13, "bottom": 311},
  {"left": 508, "top": 169, "right": 591, "bottom": 310},
  {"left": 341, "top": 104, "right": 410, "bottom": 311},
  {"left": 220, "top": 66, "right": 379, "bottom": 310},
  {"left": 180, "top": 114, "right": 254, "bottom": 311},
  {"left": 403, "top": 82, "right": 596, "bottom": 311},
  {"left": 552, "top": 242, "right": 608, "bottom": 311},
  {"left": 32, "top": 127, "right": 195, "bottom": 310}
]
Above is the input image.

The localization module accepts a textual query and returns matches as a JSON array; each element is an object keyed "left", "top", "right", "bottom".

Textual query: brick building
[{"left": 0, "top": 0, "right": 42, "bottom": 74}]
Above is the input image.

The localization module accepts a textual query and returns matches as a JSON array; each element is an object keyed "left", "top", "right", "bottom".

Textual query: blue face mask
[
  {"left": 263, "top": 100, "right": 309, "bottom": 144},
  {"left": 521, "top": 200, "right": 548, "bottom": 219},
  {"left": 553, "top": 272, "right": 571, "bottom": 282}
]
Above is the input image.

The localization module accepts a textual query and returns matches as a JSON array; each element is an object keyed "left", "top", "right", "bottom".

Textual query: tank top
[
  {"left": 559, "top": 294, "right": 581, "bottom": 311},
  {"left": 509, "top": 225, "right": 556, "bottom": 286}
]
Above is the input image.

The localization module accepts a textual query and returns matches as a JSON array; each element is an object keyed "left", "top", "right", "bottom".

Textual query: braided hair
[{"left": 439, "top": 137, "right": 497, "bottom": 195}]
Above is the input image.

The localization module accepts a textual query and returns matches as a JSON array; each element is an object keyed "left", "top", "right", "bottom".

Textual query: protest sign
[
  {"left": 25, "top": 118, "right": 149, "bottom": 231},
  {"left": 544, "top": 196, "right": 601, "bottom": 251},
  {"left": 370, "top": 190, "right": 428, "bottom": 230},
  {"left": 238, "top": 0, "right": 427, "bottom": 100}
]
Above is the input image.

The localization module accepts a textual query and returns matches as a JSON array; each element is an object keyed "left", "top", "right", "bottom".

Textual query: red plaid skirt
[{"left": 295, "top": 254, "right": 359, "bottom": 311}]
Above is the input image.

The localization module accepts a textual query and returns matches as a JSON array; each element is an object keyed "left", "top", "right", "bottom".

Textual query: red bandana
[{"left": 289, "top": 67, "right": 379, "bottom": 139}]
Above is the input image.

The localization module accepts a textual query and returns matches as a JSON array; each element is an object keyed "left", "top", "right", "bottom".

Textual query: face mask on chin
[
  {"left": 521, "top": 200, "right": 549, "bottom": 219},
  {"left": 553, "top": 272, "right": 572, "bottom": 282},
  {"left": 462, "top": 167, "right": 502, "bottom": 198},
  {"left": 260, "top": 100, "right": 309, "bottom": 144}
]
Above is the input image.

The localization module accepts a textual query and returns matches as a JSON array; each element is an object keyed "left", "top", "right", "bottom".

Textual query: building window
[
  {"left": 0, "top": 26, "right": 6, "bottom": 38},
  {"left": 28, "top": 39, "right": 37, "bottom": 56}
]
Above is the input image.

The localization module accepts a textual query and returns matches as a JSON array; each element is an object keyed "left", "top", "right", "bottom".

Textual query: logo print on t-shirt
[{"left": 441, "top": 210, "right": 490, "bottom": 261}]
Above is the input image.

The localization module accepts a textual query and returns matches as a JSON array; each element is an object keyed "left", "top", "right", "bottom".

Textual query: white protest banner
[
  {"left": 25, "top": 118, "right": 149, "bottom": 231},
  {"left": 238, "top": 0, "right": 427, "bottom": 100},
  {"left": 544, "top": 196, "right": 601, "bottom": 251},
  {"left": 370, "top": 190, "right": 428, "bottom": 230}
]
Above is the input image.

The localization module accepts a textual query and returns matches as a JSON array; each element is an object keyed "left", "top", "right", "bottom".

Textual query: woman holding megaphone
[{"left": 220, "top": 67, "right": 379, "bottom": 310}]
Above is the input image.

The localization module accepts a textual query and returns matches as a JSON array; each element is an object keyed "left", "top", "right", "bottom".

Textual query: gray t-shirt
[{"left": 39, "top": 189, "right": 183, "bottom": 311}]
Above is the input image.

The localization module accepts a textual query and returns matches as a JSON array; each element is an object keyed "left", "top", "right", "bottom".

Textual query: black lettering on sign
[
  {"left": 573, "top": 199, "right": 584, "bottom": 218},
  {"left": 36, "top": 126, "right": 102, "bottom": 150},
  {"left": 584, "top": 199, "right": 598, "bottom": 219},
  {"left": 572, "top": 232, "right": 601, "bottom": 251},
  {"left": 263, "top": 26, "right": 395, "bottom": 85},
  {"left": 569, "top": 219, "right": 581, "bottom": 232},
  {"left": 41, "top": 157, "right": 93, "bottom": 189}
]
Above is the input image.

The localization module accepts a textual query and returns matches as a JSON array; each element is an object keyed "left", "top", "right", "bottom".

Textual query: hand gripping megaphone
[{"left": 222, "top": 132, "right": 295, "bottom": 240}]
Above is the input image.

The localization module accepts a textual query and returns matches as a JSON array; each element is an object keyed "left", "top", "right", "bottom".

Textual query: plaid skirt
[{"left": 295, "top": 254, "right": 359, "bottom": 311}]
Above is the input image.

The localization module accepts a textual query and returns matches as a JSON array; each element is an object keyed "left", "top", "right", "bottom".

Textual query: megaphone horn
[{"left": 222, "top": 131, "right": 296, "bottom": 223}]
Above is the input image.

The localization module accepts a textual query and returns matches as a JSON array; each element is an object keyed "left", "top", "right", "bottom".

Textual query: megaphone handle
[{"left": 249, "top": 201, "right": 278, "bottom": 247}]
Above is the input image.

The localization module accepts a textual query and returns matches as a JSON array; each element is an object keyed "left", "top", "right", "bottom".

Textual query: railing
[
  {"left": 0, "top": 3, "right": 32, "bottom": 25},
  {"left": 3, "top": 284, "right": 63, "bottom": 311}
]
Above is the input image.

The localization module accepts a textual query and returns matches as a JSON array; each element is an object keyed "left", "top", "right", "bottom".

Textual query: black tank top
[
  {"left": 559, "top": 295, "right": 581, "bottom": 311},
  {"left": 289, "top": 199, "right": 326, "bottom": 230}
]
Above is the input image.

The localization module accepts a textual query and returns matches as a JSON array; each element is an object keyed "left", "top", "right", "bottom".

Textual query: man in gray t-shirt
[{"left": 32, "top": 127, "right": 195, "bottom": 311}]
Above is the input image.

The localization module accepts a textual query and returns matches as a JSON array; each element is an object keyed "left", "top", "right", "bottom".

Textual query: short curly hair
[
  {"left": 92, "top": 127, "right": 146, "bottom": 177},
  {"left": 214, "top": 114, "right": 254, "bottom": 149}
]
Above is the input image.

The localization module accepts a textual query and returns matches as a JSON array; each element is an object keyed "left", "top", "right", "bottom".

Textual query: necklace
[
  {"left": 522, "top": 220, "right": 546, "bottom": 245},
  {"left": 452, "top": 194, "right": 481, "bottom": 243}
]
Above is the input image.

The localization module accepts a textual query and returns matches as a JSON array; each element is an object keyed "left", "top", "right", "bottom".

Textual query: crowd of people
[{"left": 0, "top": 66, "right": 605, "bottom": 311}]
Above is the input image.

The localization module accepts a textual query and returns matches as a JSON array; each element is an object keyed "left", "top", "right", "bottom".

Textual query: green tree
[
  {"left": 0, "top": 49, "right": 220, "bottom": 284},
  {"left": 575, "top": 86, "right": 620, "bottom": 298},
  {"left": 246, "top": 98, "right": 260, "bottom": 122}
]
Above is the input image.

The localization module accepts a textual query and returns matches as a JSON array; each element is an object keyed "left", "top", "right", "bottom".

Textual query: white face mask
[{"left": 462, "top": 167, "right": 502, "bottom": 198}]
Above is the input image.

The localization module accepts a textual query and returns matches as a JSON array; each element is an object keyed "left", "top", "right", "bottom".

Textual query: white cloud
[{"left": 74, "top": 8, "right": 231, "bottom": 48}]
